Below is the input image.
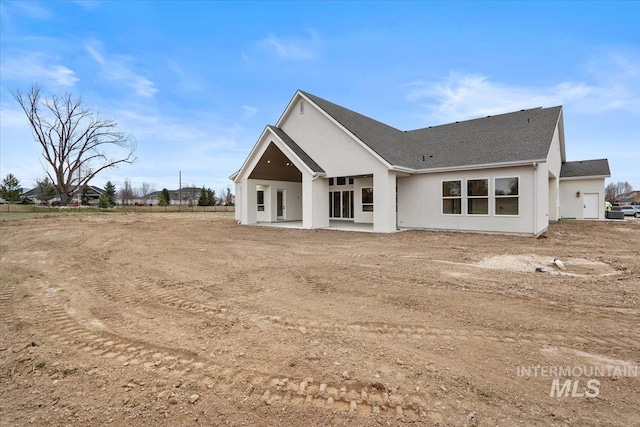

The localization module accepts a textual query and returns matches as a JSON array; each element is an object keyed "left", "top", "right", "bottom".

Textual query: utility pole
[{"left": 179, "top": 171, "right": 182, "bottom": 206}]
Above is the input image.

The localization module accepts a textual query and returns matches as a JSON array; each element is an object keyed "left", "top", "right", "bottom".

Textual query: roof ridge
[{"left": 408, "top": 105, "right": 563, "bottom": 133}]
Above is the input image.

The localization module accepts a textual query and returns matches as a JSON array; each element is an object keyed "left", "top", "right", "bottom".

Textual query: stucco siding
[
  {"left": 397, "top": 165, "right": 538, "bottom": 233},
  {"left": 559, "top": 178, "right": 606, "bottom": 220},
  {"left": 251, "top": 180, "right": 303, "bottom": 222},
  {"left": 279, "top": 99, "right": 388, "bottom": 178}
]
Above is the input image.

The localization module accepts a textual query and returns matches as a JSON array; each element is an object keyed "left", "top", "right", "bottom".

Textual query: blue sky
[{"left": 1, "top": 1, "right": 639, "bottom": 194}]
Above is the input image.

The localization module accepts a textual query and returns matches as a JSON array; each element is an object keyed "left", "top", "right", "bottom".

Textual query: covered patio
[{"left": 251, "top": 220, "right": 381, "bottom": 233}]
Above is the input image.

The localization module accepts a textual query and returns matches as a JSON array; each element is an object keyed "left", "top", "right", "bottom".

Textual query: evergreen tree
[
  {"left": 0, "top": 174, "right": 23, "bottom": 203},
  {"left": 104, "top": 181, "right": 116, "bottom": 205},
  {"left": 98, "top": 193, "right": 110, "bottom": 208},
  {"left": 81, "top": 186, "right": 91, "bottom": 205},
  {"left": 207, "top": 188, "right": 216, "bottom": 206},
  {"left": 198, "top": 187, "right": 209, "bottom": 206},
  {"left": 159, "top": 188, "right": 171, "bottom": 206},
  {"left": 36, "top": 177, "right": 56, "bottom": 204}
]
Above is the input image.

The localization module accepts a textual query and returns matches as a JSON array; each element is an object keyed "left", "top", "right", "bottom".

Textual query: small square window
[
  {"left": 337, "top": 177, "right": 346, "bottom": 185},
  {"left": 329, "top": 178, "right": 334, "bottom": 186},
  {"left": 348, "top": 178, "right": 354, "bottom": 185}
]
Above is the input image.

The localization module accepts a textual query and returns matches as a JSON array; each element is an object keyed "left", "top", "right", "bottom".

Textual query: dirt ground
[{"left": 1, "top": 213, "right": 639, "bottom": 426}]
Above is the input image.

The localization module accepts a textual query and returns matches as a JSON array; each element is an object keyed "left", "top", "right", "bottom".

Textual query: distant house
[
  {"left": 23, "top": 185, "right": 104, "bottom": 205},
  {"left": 615, "top": 191, "right": 640, "bottom": 206},
  {"left": 144, "top": 187, "right": 203, "bottom": 205},
  {"left": 231, "top": 90, "right": 610, "bottom": 235}
]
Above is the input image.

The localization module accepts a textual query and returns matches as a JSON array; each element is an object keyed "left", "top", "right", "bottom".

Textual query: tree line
[{"left": 1, "top": 174, "right": 234, "bottom": 208}]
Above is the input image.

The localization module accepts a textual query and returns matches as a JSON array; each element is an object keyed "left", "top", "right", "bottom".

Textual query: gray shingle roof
[
  {"left": 268, "top": 125, "right": 325, "bottom": 174},
  {"left": 560, "top": 159, "right": 610, "bottom": 178},
  {"left": 301, "top": 91, "right": 563, "bottom": 170}
]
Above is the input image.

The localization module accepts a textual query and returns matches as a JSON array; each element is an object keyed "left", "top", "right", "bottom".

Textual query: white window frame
[
  {"left": 362, "top": 187, "right": 374, "bottom": 212},
  {"left": 441, "top": 179, "right": 462, "bottom": 215},
  {"left": 257, "top": 190, "right": 265, "bottom": 212},
  {"left": 466, "top": 178, "right": 490, "bottom": 216},
  {"left": 494, "top": 176, "right": 520, "bottom": 216}
]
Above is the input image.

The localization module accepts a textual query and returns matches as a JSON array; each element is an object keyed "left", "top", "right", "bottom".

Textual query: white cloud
[
  {"left": 85, "top": 43, "right": 158, "bottom": 98},
  {"left": 258, "top": 30, "right": 321, "bottom": 61},
  {"left": 406, "top": 73, "right": 595, "bottom": 122},
  {"left": 242, "top": 105, "right": 258, "bottom": 118},
  {"left": 405, "top": 52, "right": 640, "bottom": 123},
  {"left": 0, "top": 52, "right": 79, "bottom": 87}
]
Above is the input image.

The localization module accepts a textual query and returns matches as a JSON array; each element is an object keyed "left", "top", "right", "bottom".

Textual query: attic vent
[{"left": 300, "top": 101, "right": 304, "bottom": 115}]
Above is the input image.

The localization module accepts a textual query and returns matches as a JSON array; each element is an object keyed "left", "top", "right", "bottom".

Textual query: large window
[
  {"left": 467, "top": 179, "right": 488, "bottom": 215},
  {"left": 495, "top": 177, "right": 519, "bottom": 215},
  {"left": 362, "top": 187, "right": 374, "bottom": 212},
  {"left": 442, "top": 180, "right": 462, "bottom": 214},
  {"left": 257, "top": 190, "right": 265, "bottom": 212}
]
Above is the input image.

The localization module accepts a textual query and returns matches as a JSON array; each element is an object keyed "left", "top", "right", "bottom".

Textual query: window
[
  {"left": 257, "top": 190, "right": 265, "bottom": 212},
  {"left": 442, "top": 180, "right": 462, "bottom": 214},
  {"left": 329, "top": 178, "right": 334, "bottom": 186},
  {"left": 467, "top": 179, "right": 488, "bottom": 215},
  {"left": 337, "top": 177, "right": 346, "bottom": 186},
  {"left": 348, "top": 178, "right": 354, "bottom": 185},
  {"left": 495, "top": 177, "right": 519, "bottom": 215},
  {"left": 362, "top": 187, "right": 373, "bottom": 212},
  {"left": 299, "top": 100, "right": 304, "bottom": 114}
]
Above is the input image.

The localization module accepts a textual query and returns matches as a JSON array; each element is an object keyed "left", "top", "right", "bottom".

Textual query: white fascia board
[
  {"left": 560, "top": 175, "right": 610, "bottom": 181},
  {"left": 269, "top": 130, "right": 320, "bottom": 177},
  {"left": 232, "top": 126, "right": 272, "bottom": 183},
  {"left": 390, "top": 165, "right": 415, "bottom": 174},
  {"left": 278, "top": 91, "right": 394, "bottom": 170},
  {"left": 557, "top": 108, "right": 566, "bottom": 163},
  {"left": 228, "top": 170, "right": 240, "bottom": 181},
  {"left": 233, "top": 126, "right": 320, "bottom": 182},
  {"left": 394, "top": 159, "right": 547, "bottom": 174}
]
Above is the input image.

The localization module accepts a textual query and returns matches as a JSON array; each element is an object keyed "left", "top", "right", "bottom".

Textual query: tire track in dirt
[
  {"left": 84, "top": 272, "right": 639, "bottom": 352},
  {"left": 0, "top": 281, "right": 15, "bottom": 324},
  {"left": 253, "top": 312, "right": 639, "bottom": 350},
  {"left": 32, "top": 285, "right": 430, "bottom": 419}
]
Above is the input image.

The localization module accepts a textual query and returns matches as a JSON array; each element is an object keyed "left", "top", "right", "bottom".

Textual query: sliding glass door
[{"left": 329, "top": 190, "right": 354, "bottom": 220}]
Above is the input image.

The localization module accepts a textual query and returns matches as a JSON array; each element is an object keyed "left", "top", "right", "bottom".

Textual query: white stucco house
[{"left": 230, "top": 90, "right": 610, "bottom": 235}]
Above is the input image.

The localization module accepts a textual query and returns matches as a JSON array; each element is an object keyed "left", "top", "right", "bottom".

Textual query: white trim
[
  {"left": 403, "top": 159, "right": 546, "bottom": 174},
  {"left": 232, "top": 126, "right": 323, "bottom": 183},
  {"left": 441, "top": 179, "right": 462, "bottom": 216},
  {"left": 277, "top": 91, "right": 394, "bottom": 170},
  {"left": 494, "top": 175, "right": 521, "bottom": 217},
  {"left": 559, "top": 175, "right": 610, "bottom": 181},
  {"left": 361, "top": 186, "right": 374, "bottom": 213},
  {"left": 466, "top": 177, "right": 490, "bottom": 216}
]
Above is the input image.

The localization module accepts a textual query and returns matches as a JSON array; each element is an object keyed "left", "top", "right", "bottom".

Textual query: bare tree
[
  {"left": 119, "top": 179, "right": 135, "bottom": 205},
  {"left": 138, "top": 182, "right": 155, "bottom": 204},
  {"left": 605, "top": 181, "right": 633, "bottom": 203},
  {"left": 12, "top": 84, "right": 136, "bottom": 205}
]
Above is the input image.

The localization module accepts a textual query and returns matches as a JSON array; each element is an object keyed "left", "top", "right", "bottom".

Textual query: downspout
[{"left": 533, "top": 162, "right": 538, "bottom": 235}]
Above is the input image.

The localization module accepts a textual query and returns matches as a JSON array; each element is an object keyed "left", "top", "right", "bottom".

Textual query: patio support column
[
  {"left": 241, "top": 179, "right": 258, "bottom": 225},
  {"left": 373, "top": 171, "right": 396, "bottom": 233},
  {"left": 302, "top": 174, "right": 329, "bottom": 229}
]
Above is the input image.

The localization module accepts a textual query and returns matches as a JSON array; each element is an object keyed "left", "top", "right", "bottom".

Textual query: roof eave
[
  {"left": 232, "top": 125, "right": 320, "bottom": 183},
  {"left": 560, "top": 175, "right": 610, "bottom": 181},
  {"left": 407, "top": 159, "right": 547, "bottom": 174}
]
